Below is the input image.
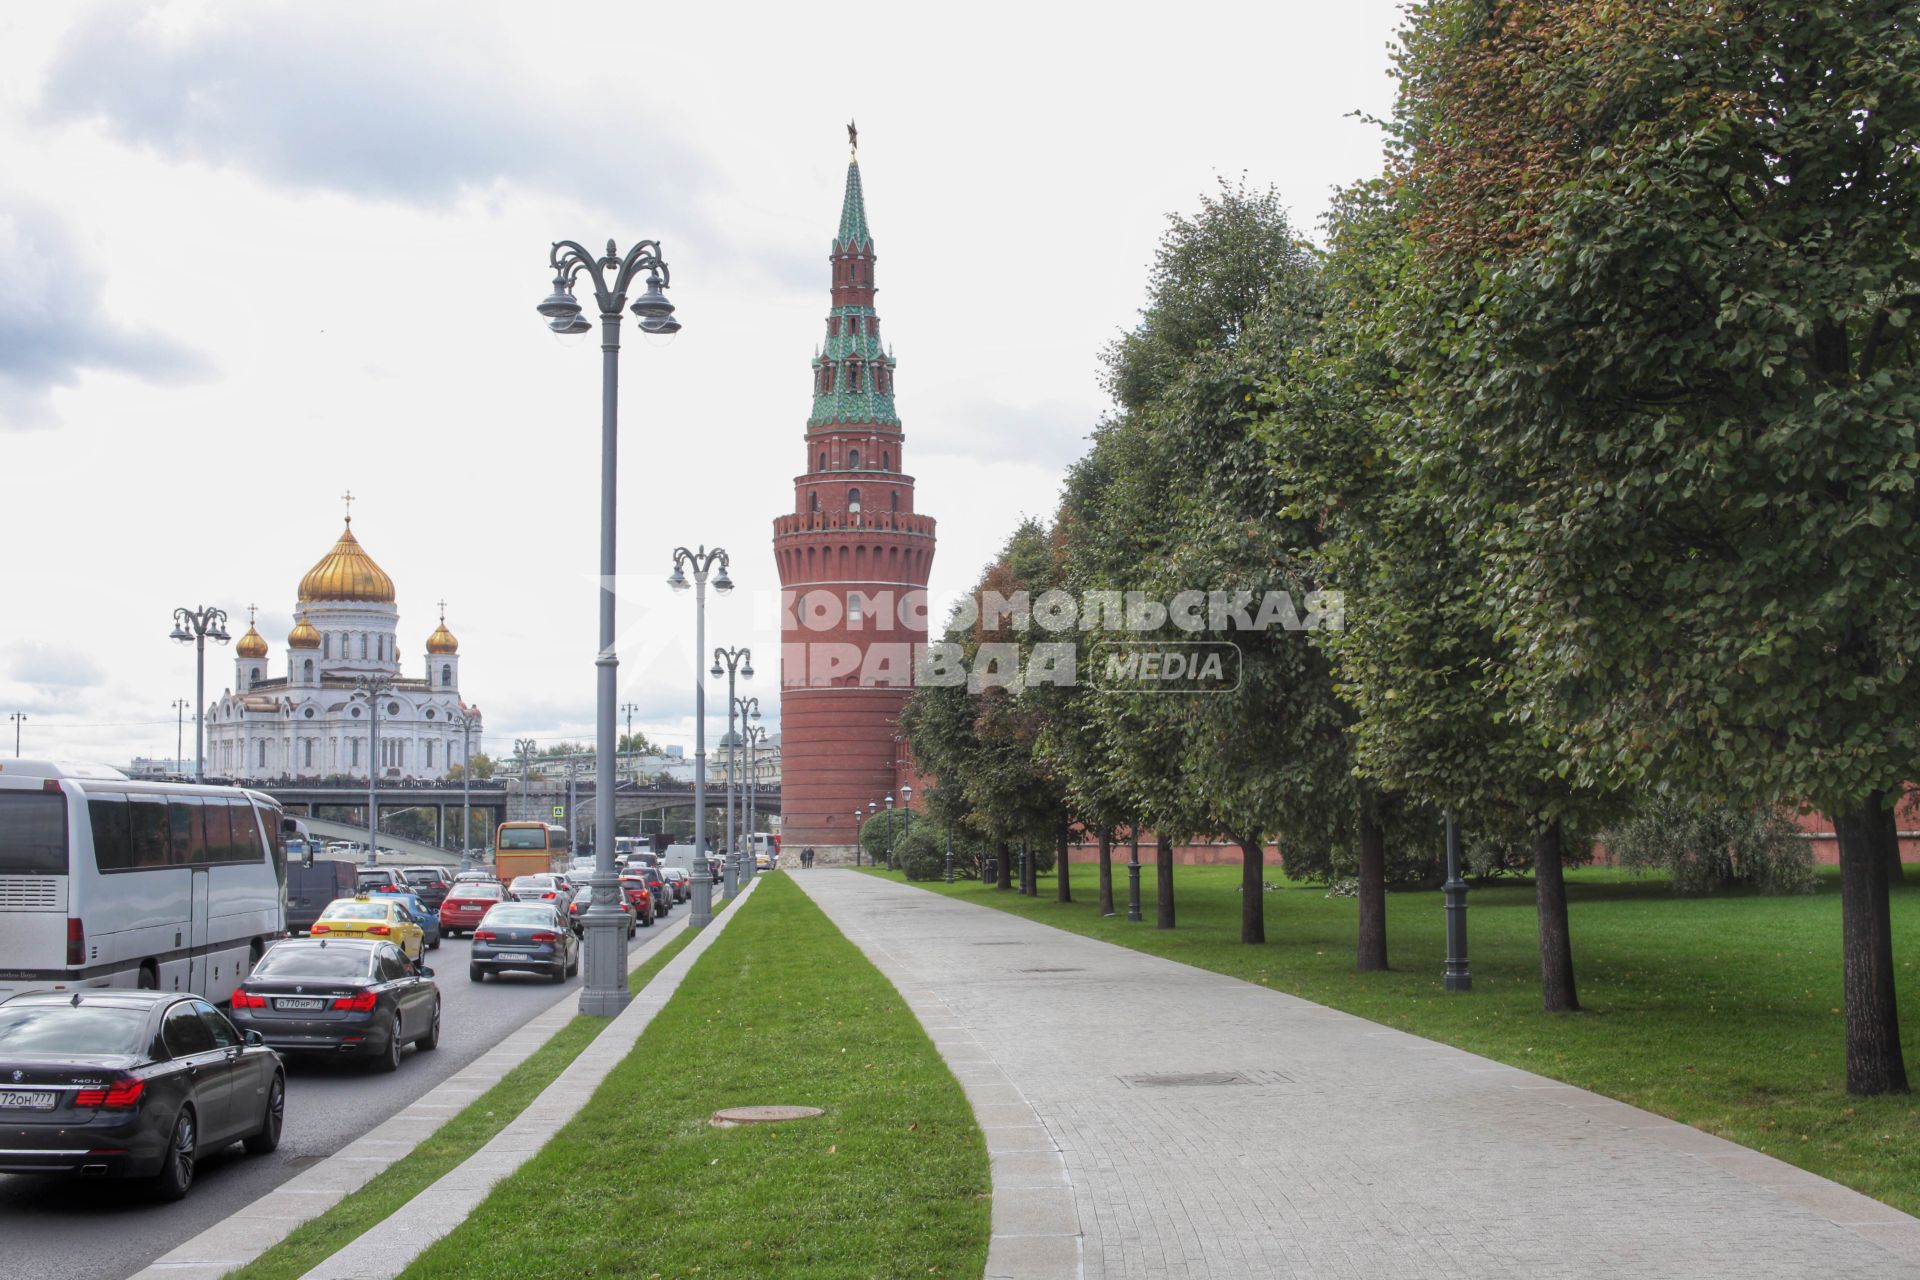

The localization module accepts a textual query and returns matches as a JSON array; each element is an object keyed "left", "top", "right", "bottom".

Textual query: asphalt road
[{"left": 0, "top": 916, "right": 681, "bottom": 1280}]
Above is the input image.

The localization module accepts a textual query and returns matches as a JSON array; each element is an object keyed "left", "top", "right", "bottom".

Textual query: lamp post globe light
[
  {"left": 853, "top": 810, "right": 864, "bottom": 867},
  {"left": 539, "top": 234, "right": 679, "bottom": 1016},
  {"left": 669, "top": 546, "right": 732, "bottom": 928},
  {"left": 900, "top": 784, "right": 913, "bottom": 866},
  {"left": 348, "top": 675, "right": 397, "bottom": 863},
  {"left": 169, "top": 606, "right": 231, "bottom": 781},
  {"left": 712, "top": 647, "right": 753, "bottom": 896}
]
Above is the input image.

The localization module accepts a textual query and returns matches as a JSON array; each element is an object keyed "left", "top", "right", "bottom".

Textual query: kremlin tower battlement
[{"left": 773, "top": 130, "right": 935, "bottom": 861}]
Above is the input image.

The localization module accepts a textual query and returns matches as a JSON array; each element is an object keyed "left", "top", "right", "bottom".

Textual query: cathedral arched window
[
  {"left": 818, "top": 452, "right": 826, "bottom": 472},
  {"left": 250, "top": 666, "right": 261, "bottom": 688},
  {"left": 848, "top": 487, "right": 862, "bottom": 514},
  {"left": 809, "top": 492, "right": 821, "bottom": 513},
  {"left": 441, "top": 664, "right": 453, "bottom": 687},
  {"left": 848, "top": 449, "right": 860, "bottom": 470},
  {"left": 881, "top": 451, "right": 890, "bottom": 471},
  {"left": 303, "top": 659, "right": 314, "bottom": 681},
  {"left": 359, "top": 634, "right": 368, "bottom": 660},
  {"left": 322, "top": 634, "right": 330, "bottom": 658}
]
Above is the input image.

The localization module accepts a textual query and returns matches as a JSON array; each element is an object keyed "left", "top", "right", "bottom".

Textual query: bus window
[
  {"left": 129, "top": 796, "right": 171, "bottom": 869},
  {"left": 89, "top": 794, "right": 132, "bottom": 871},
  {"left": 169, "top": 802, "right": 201, "bottom": 866},
  {"left": 203, "top": 800, "right": 235, "bottom": 864},
  {"left": 0, "top": 792, "right": 66, "bottom": 875}
]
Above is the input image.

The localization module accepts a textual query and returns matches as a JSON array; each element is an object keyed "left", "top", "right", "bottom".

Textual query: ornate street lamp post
[
  {"left": 744, "top": 722, "right": 767, "bottom": 873},
  {"left": 1443, "top": 813, "right": 1472, "bottom": 992},
  {"left": 621, "top": 701, "right": 640, "bottom": 783},
  {"left": 538, "top": 234, "right": 679, "bottom": 1016},
  {"left": 348, "top": 675, "right": 396, "bottom": 864},
  {"left": 853, "top": 810, "right": 864, "bottom": 867},
  {"left": 944, "top": 823, "right": 954, "bottom": 884},
  {"left": 1126, "top": 829, "right": 1143, "bottom": 922},
  {"left": 899, "top": 784, "right": 913, "bottom": 870},
  {"left": 731, "top": 697, "right": 760, "bottom": 886},
  {"left": 8, "top": 712, "right": 24, "bottom": 759},
  {"left": 456, "top": 709, "right": 478, "bottom": 867},
  {"left": 169, "top": 606, "right": 231, "bottom": 781},
  {"left": 669, "top": 546, "right": 732, "bottom": 928},
  {"left": 712, "top": 648, "right": 753, "bottom": 895}
]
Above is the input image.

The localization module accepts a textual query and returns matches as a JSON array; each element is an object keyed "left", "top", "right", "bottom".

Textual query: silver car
[{"left": 508, "top": 873, "right": 574, "bottom": 911}]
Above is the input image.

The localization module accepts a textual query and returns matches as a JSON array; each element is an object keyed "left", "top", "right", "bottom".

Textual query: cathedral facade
[
  {"left": 204, "top": 511, "right": 483, "bottom": 782},
  {"left": 772, "top": 136, "right": 936, "bottom": 859}
]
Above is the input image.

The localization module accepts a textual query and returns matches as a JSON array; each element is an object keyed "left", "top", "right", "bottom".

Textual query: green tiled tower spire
[{"left": 809, "top": 126, "right": 898, "bottom": 430}]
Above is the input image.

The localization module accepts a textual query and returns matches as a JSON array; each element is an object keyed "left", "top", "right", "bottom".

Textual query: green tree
[{"left": 1390, "top": 0, "right": 1920, "bottom": 1092}]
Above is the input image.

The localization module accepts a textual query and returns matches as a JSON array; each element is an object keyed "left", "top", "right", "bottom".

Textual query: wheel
[
  {"left": 417, "top": 1001, "right": 441, "bottom": 1051},
  {"left": 469, "top": 966, "right": 485, "bottom": 982},
  {"left": 371, "top": 1016, "right": 403, "bottom": 1073},
  {"left": 566, "top": 950, "right": 579, "bottom": 978},
  {"left": 549, "top": 963, "right": 566, "bottom": 984},
  {"left": 137, "top": 963, "right": 159, "bottom": 991},
  {"left": 151, "top": 1106, "right": 197, "bottom": 1201},
  {"left": 428, "top": 935, "right": 440, "bottom": 951},
  {"left": 243, "top": 1074, "right": 285, "bottom": 1155}
]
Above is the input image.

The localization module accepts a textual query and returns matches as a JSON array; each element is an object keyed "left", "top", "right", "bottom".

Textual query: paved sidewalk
[{"left": 795, "top": 871, "right": 1920, "bottom": 1280}]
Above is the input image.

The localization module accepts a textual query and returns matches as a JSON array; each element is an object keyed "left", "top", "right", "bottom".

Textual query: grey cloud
[
  {"left": 10, "top": 641, "right": 105, "bottom": 688},
  {"left": 0, "top": 200, "right": 205, "bottom": 429},
  {"left": 39, "top": 9, "right": 711, "bottom": 218}
]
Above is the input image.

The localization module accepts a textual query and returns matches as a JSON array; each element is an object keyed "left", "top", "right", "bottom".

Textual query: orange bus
[{"left": 493, "top": 822, "right": 570, "bottom": 887}]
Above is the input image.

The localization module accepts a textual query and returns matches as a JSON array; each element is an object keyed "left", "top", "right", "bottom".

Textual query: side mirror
[
  {"left": 244, "top": 1030, "right": 265, "bottom": 1046},
  {"left": 417, "top": 967, "right": 434, "bottom": 978}
]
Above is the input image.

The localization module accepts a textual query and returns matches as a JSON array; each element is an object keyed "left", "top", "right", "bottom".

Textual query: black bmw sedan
[
  {"left": 0, "top": 990, "right": 284, "bottom": 1200},
  {"left": 227, "top": 938, "right": 441, "bottom": 1073}
]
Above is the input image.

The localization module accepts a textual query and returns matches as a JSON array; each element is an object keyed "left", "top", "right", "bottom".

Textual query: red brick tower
[{"left": 773, "top": 132, "right": 936, "bottom": 862}]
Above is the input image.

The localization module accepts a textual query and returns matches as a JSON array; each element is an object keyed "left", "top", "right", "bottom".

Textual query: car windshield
[
  {"left": 324, "top": 902, "right": 393, "bottom": 921},
  {"left": 484, "top": 906, "right": 556, "bottom": 927},
  {"left": 254, "top": 946, "right": 374, "bottom": 979},
  {"left": 0, "top": 1004, "right": 148, "bottom": 1056},
  {"left": 454, "top": 884, "right": 503, "bottom": 900},
  {"left": 403, "top": 870, "right": 440, "bottom": 883}
]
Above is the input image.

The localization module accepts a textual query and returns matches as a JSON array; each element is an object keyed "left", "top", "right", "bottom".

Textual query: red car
[
  {"left": 438, "top": 882, "right": 506, "bottom": 937},
  {"left": 618, "top": 875, "right": 657, "bottom": 926}
]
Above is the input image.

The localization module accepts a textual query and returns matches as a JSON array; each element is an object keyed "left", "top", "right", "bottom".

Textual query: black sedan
[
  {"left": 0, "top": 990, "right": 284, "bottom": 1200},
  {"left": 469, "top": 903, "right": 578, "bottom": 983},
  {"left": 227, "top": 938, "right": 441, "bottom": 1074}
]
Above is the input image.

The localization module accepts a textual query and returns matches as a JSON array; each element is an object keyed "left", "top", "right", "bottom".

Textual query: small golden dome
[
  {"left": 425, "top": 619, "right": 459, "bottom": 655},
  {"left": 287, "top": 613, "right": 322, "bottom": 650},
  {"left": 235, "top": 625, "right": 269, "bottom": 659},
  {"left": 298, "top": 519, "right": 396, "bottom": 604}
]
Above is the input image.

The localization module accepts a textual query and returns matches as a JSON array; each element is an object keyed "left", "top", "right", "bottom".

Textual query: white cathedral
[{"left": 204, "top": 511, "right": 484, "bottom": 782}]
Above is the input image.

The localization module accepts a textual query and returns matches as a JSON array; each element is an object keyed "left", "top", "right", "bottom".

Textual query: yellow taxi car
[{"left": 309, "top": 897, "right": 426, "bottom": 961}]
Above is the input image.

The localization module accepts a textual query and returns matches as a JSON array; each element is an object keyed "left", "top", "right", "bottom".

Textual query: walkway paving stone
[{"left": 795, "top": 870, "right": 1920, "bottom": 1280}]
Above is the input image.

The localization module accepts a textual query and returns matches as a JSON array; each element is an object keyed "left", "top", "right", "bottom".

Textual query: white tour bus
[{"left": 0, "top": 760, "right": 292, "bottom": 1003}]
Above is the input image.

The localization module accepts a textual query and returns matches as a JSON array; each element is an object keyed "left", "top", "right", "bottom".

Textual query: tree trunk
[
  {"left": 1155, "top": 833, "right": 1176, "bottom": 929},
  {"left": 1356, "top": 803, "right": 1388, "bottom": 972},
  {"left": 1097, "top": 829, "right": 1115, "bottom": 916},
  {"left": 1056, "top": 818, "right": 1072, "bottom": 903},
  {"left": 996, "top": 839, "right": 1012, "bottom": 891},
  {"left": 1834, "top": 795, "right": 1910, "bottom": 1095},
  {"left": 1532, "top": 820, "right": 1578, "bottom": 1013},
  {"left": 1021, "top": 842, "right": 1035, "bottom": 896},
  {"left": 1238, "top": 835, "right": 1265, "bottom": 944},
  {"left": 1888, "top": 811, "right": 1908, "bottom": 885}
]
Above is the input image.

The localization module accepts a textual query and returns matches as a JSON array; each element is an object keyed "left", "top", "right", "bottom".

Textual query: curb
[
  {"left": 302, "top": 876, "right": 761, "bottom": 1279},
  {"left": 128, "top": 898, "right": 714, "bottom": 1280},
  {"left": 792, "top": 871, "right": 1083, "bottom": 1280}
]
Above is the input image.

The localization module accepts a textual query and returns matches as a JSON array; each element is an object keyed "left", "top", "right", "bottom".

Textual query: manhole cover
[
  {"left": 710, "top": 1105, "right": 825, "bottom": 1128},
  {"left": 1121, "top": 1072, "right": 1248, "bottom": 1088}
]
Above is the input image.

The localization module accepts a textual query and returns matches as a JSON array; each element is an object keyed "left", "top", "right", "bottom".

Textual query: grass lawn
[
  {"left": 227, "top": 908, "right": 724, "bottom": 1280},
  {"left": 867, "top": 862, "right": 1920, "bottom": 1217},
  {"left": 402, "top": 873, "right": 991, "bottom": 1280}
]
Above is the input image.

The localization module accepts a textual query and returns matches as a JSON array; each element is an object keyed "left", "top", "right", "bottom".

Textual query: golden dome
[
  {"left": 425, "top": 617, "right": 459, "bottom": 655},
  {"left": 298, "top": 519, "right": 395, "bottom": 604},
  {"left": 286, "top": 613, "right": 322, "bottom": 650},
  {"left": 235, "top": 625, "right": 269, "bottom": 659}
]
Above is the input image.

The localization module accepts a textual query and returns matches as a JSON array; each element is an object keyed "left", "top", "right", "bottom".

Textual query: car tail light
[
  {"left": 542, "top": 891, "right": 556, "bottom": 899},
  {"left": 331, "top": 992, "right": 378, "bottom": 1012},
  {"left": 473, "top": 930, "right": 495, "bottom": 941},
  {"left": 312, "top": 923, "right": 332, "bottom": 934},
  {"left": 74, "top": 1079, "right": 144, "bottom": 1109},
  {"left": 367, "top": 925, "right": 391, "bottom": 936},
  {"left": 230, "top": 989, "right": 267, "bottom": 1009},
  {"left": 530, "top": 931, "right": 557, "bottom": 944},
  {"left": 66, "top": 918, "right": 86, "bottom": 967}
]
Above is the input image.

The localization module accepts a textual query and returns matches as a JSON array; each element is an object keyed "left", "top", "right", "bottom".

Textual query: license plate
[
  {"left": 493, "top": 948, "right": 530, "bottom": 956},
  {"left": 276, "top": 998, "right": 324, "bottom": 1010},
  {"left": 0, "top": 1090, "right": 55, "bottom": 1111}
]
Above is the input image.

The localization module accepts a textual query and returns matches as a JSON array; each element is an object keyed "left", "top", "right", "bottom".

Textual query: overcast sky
[{"left": 0, "top": 0, "right": 1404, "bottom": 766}]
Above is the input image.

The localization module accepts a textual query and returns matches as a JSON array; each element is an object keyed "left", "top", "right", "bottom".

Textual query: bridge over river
[{"left": 260, "top": 778, "right": 779, "bottom": 852}]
